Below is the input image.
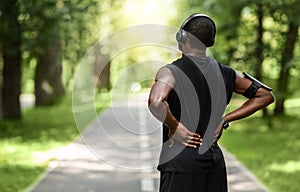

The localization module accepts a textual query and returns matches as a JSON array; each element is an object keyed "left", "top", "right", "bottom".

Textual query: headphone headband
[
  {"left": 176, "top": 13, "right": 216, "bottom": 47},
  {"left": 179, "top": 13, "right": 213, "bottom": 30}
]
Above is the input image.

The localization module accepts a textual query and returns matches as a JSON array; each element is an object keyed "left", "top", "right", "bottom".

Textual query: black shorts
[{"left": 159, "top": 168, "right": 227, "bottom": 192}]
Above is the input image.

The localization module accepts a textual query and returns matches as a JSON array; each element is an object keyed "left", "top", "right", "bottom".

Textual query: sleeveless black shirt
[{"left": 157, "top": 55, "right": 236, "bottom": 174}]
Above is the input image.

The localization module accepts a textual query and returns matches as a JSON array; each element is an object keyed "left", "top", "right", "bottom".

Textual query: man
[{"left": 148, "top": 13, "right": 274, "bottom": 192}]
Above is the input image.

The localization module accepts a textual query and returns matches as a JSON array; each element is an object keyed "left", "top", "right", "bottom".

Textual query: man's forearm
[{"left": 224, "top": 92, "right": 274, "bottom": 123}]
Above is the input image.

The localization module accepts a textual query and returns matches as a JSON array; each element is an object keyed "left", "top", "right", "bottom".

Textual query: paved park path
[{"left": 27, "top": 93, "right": 269, "bottom": 192}]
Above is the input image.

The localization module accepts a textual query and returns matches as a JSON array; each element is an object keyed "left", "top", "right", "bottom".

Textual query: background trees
[
  {"left": 0, "top": 0, "right": 299, "bottom": 119},
  {"left": 191, "top": 0, "right": 300, "bottom": 116},
  {"left": 0, "top": 0, "right": 103, "bottom": 118},
  {"left": 0, "top": 1, "right": 299, "bottom": 191}
]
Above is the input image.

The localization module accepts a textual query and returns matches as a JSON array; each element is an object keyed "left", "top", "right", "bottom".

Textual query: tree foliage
[
  {"left": 0, "top": 0, "right": 299, "bottom": 119},
  {"left": 182, "top": 0, "right": 300, "bottom": 115}
]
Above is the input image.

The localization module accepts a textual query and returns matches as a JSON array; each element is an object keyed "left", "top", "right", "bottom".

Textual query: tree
[
  {"left": 274, "top": 20, "right": 299, "bottom": 115},
  {"left": 34, "top": 31, "right": 65, "bottom": 105},
  {"left": 253, "top": 1, "right": 270, "bottom": 117},
  {"left": 61, "top": 0, "right": 104, "bottom": 90},
  {"left": 20, "top": 0, "right": 65, "bottom": 106},
  {"left": 272, "top": 0, "right": 300, "bottom": 115},
  {"left": 93, "top": 43, "right": 111, "bottom": 91},
  {"left": 0, "top": 0, "right": 22, "bottom": 119},
  {"left": 253, "top": 1, "right": 264, "bottom": 81}
]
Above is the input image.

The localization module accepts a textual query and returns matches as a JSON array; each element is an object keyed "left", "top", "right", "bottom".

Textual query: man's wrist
[
  {"left": 222, "top": 119, "right": 229, "bottom": 129},
  {"left": 165, "top": 120, "right": 179, "bottom": 131}
]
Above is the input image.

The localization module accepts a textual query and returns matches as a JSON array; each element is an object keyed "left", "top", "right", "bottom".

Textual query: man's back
[{"left": 158, "top": 55, "right": 236, "bottom": 174}]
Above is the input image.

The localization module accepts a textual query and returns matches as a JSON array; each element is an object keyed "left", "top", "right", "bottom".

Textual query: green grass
[
  {"left": 220, "top": 99, "right": 300, "bottom": 192},
  {"left": 1, "top": 90, "right": 299, "bottom": 192},
  {"left": 0, "top": 93, "right": 110, "bottom": 192}
]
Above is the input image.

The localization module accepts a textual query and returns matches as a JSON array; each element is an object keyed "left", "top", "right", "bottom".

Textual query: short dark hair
[{"left": 183, "top": 17, "right": 216, "bottom": 48}]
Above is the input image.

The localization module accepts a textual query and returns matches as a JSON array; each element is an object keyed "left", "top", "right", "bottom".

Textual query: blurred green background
[{"left": 0, "top": 0, "right": 299, "bottom": 191}]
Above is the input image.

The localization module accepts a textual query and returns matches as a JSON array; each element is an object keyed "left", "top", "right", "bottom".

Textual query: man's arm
[
  {"left": 223, "top": 72, "right": 275, "bottom": 123},
  {"left": 148, "top": 67, "right": 201, "bottom": 148}
]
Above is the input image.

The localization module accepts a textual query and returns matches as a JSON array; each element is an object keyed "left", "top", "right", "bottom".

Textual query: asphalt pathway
[{"left": 27, "top": 93, "right": 269, "bottom": 192}]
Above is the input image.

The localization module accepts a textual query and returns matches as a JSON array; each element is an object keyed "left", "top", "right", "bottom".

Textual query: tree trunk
[
  {"left": 274, "top": 21, "right": 299, "bottom": 115},
  {"left": 96, "top": 62, "right": 111, "bottom": 91},
  {"left": 0, "top": 51, "right": 2, "bottom": 118},
  {"left": 254, "top": 3, "right": 264, "bottom": 81},
  {"left": 34, "top": 34, "right": 65, "bottom": 106},
  {"left": 0, "top": 1, "right": 22, "bottom": 119},
  {"left": 254, "top": 3, "right": 269, "bottom": 117},
  {"left": 93, "top": 44, "right": 111, "bottom": 92}
]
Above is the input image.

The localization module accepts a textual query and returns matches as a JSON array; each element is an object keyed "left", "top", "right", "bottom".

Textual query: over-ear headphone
[{"left": 176, "top": 13, "right": 216, "bottom": 47}]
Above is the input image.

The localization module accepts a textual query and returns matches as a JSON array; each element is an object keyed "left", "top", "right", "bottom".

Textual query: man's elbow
[
  {"left": 148, "top": 98, "right": 163, "bottom": 113},
  {"left": 264, "top": 91, "right": 275, "bottom": 106}
]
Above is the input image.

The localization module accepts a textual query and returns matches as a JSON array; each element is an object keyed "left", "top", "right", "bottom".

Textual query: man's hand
[{"left": 168, "top": 122, "right": 202, "bottom": 148}]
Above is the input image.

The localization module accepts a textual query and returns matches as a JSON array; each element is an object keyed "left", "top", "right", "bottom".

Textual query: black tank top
[{"left": 157, "top": 55, "right": 236, "bottom": 174}]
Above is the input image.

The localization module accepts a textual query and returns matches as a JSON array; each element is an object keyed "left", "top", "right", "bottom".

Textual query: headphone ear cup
[
  {"left": 181, "top": 30, "right": 187, "bottom": 43},
  {"left": 176, "top": 31, "right": 181, "bottom": 42},
  {"left": 176, "top": 30, "right": 188, "bottom": 43}
]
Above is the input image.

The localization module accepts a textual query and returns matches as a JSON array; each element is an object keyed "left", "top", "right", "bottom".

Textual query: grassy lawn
[
  {"left": 1, "top": 90, "right": 299, "bottom": 192},
  {"left": 220, "top": 98, "right": 300, "bottom": 192},
  {"left": 0, "top": 93, "right": 110, "bottom": 192}
]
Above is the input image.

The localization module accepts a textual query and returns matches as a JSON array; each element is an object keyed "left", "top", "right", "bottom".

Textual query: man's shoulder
[
  {"left": 215, "top": 60, "right": 235, "bottom": 74},
  {"left": 170, "top": 56, "right": 185, "bottom": 66},
  {"left": 163, "top": 57, "right": 184, "bottom": 71}
]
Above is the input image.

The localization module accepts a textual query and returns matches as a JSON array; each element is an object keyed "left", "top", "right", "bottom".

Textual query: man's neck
[
  {"left": 184, "top": 49, "right": 207, "bottom": 58},
  {"left": 182, "top": 44, "right": 207, "bottom": 58}
]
